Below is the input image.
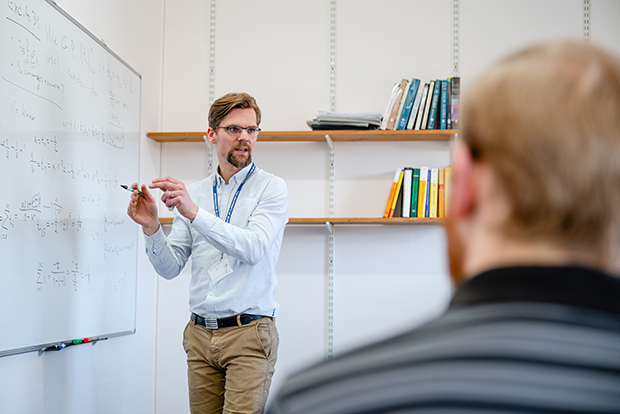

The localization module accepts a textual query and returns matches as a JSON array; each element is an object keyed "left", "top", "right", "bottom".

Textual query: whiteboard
[{"left": 0, "top": 0, "right": 140, "bottom": 356}]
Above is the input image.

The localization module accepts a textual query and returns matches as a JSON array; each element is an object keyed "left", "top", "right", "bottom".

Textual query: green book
[{"left": 410, "top": 168, "right": 420, "bottom": 217}]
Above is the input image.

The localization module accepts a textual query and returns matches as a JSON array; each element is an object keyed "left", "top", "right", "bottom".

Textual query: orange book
[
  {"left": 383, "top": 169, "right": 402, "bottom": 218},
  {"left": 388, "top": 169, "right": 405, "bottom": 218}
]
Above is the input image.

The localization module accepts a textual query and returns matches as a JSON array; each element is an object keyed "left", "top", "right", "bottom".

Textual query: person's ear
[
  {"left": 206, "top": 127, "right": 217, "bottom": 145},
  {"left": 449, "top": 141, "right": 477, "bottom": 219}
]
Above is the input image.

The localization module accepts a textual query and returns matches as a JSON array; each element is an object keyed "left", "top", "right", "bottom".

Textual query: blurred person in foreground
[{"left": 266, "top": 40, "right": 620, "bottom": 413}]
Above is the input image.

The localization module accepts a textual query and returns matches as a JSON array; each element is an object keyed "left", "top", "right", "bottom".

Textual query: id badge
[{"left": 208, "top": 258, "right": 233, "bottom": 284}]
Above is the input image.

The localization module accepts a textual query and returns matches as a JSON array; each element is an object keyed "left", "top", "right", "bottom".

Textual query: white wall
[
  {"left": 155, "top": 1, "right": 620, "bottom": 413},
  {"left": 2, "top": 1, "right": 620, "bottom": 414},
  {"left": 0, "top": 0, "right": 164, "bottom": 413}
]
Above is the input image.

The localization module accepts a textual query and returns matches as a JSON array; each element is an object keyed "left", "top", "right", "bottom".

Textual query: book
[
  {"left": 397, "top": 79, "right": 420, "bottom": 130},
  {"left": 388, "top": 168, "right": 405, "bottom": 218},
  {"left": 410, "top": 168, "right": 420, "bottom": 217},
  {"left": 401, "top": 167, "right": 413, "bottom": 217},
  {"left": 307, "top": 120, "right": 378, "bottom": 130},
  {"left": 451, "top": 77, "right": 460, "bottom": 129},
  {"left": 420, "top": 80, "right": 435, "bottom": 130},
  {"left": 424, "top": 169, "right": 431, "bottom": 217},
  {"left": 393, "top": 179, "right": 404, "bottom": 217},
  {"left": 429, "top": 168, "right": 438, "bottom": 218},
  {"left": 405, "top": 83, "right": 424, "bottom": 130},
  {"left": 427, "top": 80, "right": 442, "bottom": 130},
  {"left": 383, "top": 168, "right": 402, "bottom": 218},
  {"left": 413, "top": 83, "right": 430, "bottom": 130},
  {"left": 386, "top": 79, "right": 408, "bottom": 130},
  {"left": 446, "top": 79, "right": 452, "bottom": 129},
  {"left": 437, "top": 168, "right": 445, "bottom": 218},
  {"left": 439, "top": 80, "right": 448, "bottom": 130},
  {"left": 380, "top": 82, "right": 400, "bottom": 130},
  {"left": 315, "top": 110, "right": 383, "bottom": 121},
  {"left": 444, "top": 167, "right": 452, "bottom": 216},
  {"left": 416, "top": 166, "right": 428, "bottom": 218},
  {"left": 392, "top": 80, "right": 409, "bottom": 130}
]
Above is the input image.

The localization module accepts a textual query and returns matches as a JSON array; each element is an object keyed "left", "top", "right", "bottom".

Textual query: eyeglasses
[{"left": 214, "top": 126, "right": 261, "bottom": 137}]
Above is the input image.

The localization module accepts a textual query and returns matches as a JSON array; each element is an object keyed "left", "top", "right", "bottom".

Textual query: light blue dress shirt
[{"left": 144, "top": 163, "right": 289, "bottom": 319}]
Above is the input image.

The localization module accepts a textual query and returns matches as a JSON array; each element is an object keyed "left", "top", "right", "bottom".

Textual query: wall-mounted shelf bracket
[{"left": 324, "top": 134, "right": 334, "bottom": 150}]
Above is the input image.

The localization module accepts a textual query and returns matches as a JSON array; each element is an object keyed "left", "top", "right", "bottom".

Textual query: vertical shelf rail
[
  {"left": 329, "top": 0, "right": 337, "bottom": 112},
  {"left": 208, "top": 0, "right": 217, "bottom": 176},
  {"left": 209, "top": 0, "right": 216, "bottom": 106},
  {"left": 325, "top": 133, "right": 335, "bottom": 360},
  {"left": 452, "top": 0, "right": 460, "bottom": 163},
  {"left": 201, "top": 134, "right": 215, "bottom": 175},
  {"left": 453, "top": 0, "right": 459, "bottom": 78},
  {"left": 583, "top": 0, "right": 590, "bottom": 43},
  {"left": 326, "top": 0, "right": 337, "bottom": 361}
]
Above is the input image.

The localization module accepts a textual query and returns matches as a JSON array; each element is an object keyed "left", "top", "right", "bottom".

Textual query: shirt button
[
  {"left": 209, "top": 292, "right": 214, "bottom": 296},
  {"left": 224, "top": 191, "right": 229, "bottom": 195}
]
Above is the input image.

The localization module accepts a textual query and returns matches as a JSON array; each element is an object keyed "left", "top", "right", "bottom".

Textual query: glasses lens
[{"left": 219, "top": 126, "right": 259, "bottom": 136}]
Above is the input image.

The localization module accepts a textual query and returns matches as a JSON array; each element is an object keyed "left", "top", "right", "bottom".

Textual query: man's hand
[
  {"left": 149, "top": 177, "right": 199, "bottom": 222},
  {"left": 126, "top": 183, "right": 160, "bottom": 236}
]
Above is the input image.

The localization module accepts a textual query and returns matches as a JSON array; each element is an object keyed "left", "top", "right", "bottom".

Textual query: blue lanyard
[{"left": 212, "top": 164, "right": 256, "bottom": 223}]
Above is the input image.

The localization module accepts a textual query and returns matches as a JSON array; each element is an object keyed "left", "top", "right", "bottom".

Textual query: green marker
[{"left": 72, "top": 339, "right": 83, "bottom": 345}]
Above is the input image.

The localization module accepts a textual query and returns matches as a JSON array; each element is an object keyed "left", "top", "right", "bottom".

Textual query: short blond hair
[
  {"left": 461, "top": 40, "right": 620, "bottom": 269},
  {"left": 208, "top": 92, "right": 261, "bottom": 128}
]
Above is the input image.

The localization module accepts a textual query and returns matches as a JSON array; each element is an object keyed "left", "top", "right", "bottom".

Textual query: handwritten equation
[
  {"left": 35, "top": 258, "right": 90, "bottom": 293},
  {"left": 1, "top": 194, "right": 82, "bottom": 239}
]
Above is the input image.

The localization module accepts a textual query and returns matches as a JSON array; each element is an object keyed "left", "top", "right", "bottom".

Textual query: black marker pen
[
  {"left": 121, "top": 184, "right": 145, "bottom": 197},
  {"left": 43, "top": 343, "right": 67, "bottom": 352}
]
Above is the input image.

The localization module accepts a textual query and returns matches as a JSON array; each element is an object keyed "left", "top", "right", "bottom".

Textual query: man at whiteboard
[{"left": 126, "top": 92, "right": 288, "bottom": 414}]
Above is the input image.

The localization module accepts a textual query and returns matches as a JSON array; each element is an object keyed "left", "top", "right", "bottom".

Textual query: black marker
[
  {"left": 121, "top": 184, "right": 145, "bottom": 197},
  {"left": 43, "top": 343, "right": 67, "bottom": 352}
]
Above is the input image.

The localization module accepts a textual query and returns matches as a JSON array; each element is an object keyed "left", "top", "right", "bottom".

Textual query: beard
[
  {"left": 444, "top": 212, "right": 467, "bottom": 287},
  {"left": 227, "top": 143, "right": 253, "bottom": 169}
]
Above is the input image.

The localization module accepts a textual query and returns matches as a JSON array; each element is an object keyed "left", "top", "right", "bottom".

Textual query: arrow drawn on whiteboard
[{"left": 1, "top": 76, "right": 62, "bottom": 111}]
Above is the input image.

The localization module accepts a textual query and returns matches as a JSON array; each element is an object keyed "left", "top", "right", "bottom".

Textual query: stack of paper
[{"left": 307, "top": 110, "right": 383, "bottom": 130}]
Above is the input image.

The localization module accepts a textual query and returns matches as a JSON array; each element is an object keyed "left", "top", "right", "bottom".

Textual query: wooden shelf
[
  {"left": 147, "top": 129, "right": 457, "bottom": 143},
  {"left": 159, "top": 217, "right": 443, "bottom": 226},
  {"left": 152, "top": 129, "right": 453, "bottom": 227}
]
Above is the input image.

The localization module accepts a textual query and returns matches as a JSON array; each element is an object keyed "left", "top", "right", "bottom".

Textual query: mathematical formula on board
[{"left": 0, "top": 0, "right": 141, "bottom": 356}]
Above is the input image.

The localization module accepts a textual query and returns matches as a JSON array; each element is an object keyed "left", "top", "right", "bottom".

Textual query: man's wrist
[
  {"left": 143, "top": 222, "right": 160, "bottom": 237},
  {"left": 187, "top": 205, "right": 199, "bottom": 223}
]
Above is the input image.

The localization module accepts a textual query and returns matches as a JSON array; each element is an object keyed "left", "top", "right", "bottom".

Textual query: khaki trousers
[{"left": 183, "top": 317, "right": 279, "bottom": 414}]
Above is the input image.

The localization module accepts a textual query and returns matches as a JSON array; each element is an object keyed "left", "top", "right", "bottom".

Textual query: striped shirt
[{"left": 267, "top": 266, "right": 620, "bottom": 414}]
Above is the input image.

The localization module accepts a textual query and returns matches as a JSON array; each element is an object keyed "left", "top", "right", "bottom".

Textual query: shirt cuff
[
  {"left": 144, "top": 224, "right": 165, "bottom": 252},
  {"left": 191, "top": 207, "right": 218, "bottom": 234}
]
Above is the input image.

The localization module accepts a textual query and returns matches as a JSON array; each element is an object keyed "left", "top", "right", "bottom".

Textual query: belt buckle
[{"left": 205, "top": 318, "right": 218, "bottom": 329}]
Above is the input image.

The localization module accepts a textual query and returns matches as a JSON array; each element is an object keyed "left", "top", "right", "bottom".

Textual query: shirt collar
[
  {"left": 450, "top": 266, "right": 620, "bottom": 315},
  {"left": 216, "top": 163, "right": 255, "bottom": 186}
]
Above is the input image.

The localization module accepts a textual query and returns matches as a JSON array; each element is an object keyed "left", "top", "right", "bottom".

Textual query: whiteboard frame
[{"left": 46, "top": 0, "right": 142, "bottom": 79}]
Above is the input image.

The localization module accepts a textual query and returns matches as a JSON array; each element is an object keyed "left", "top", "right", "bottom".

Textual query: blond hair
[
  {"left": 461, "top": 40, "right": 620, "bottom": 269},
  {"left": 208, "top": 92, "right": 261, "bottom": 128}
]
